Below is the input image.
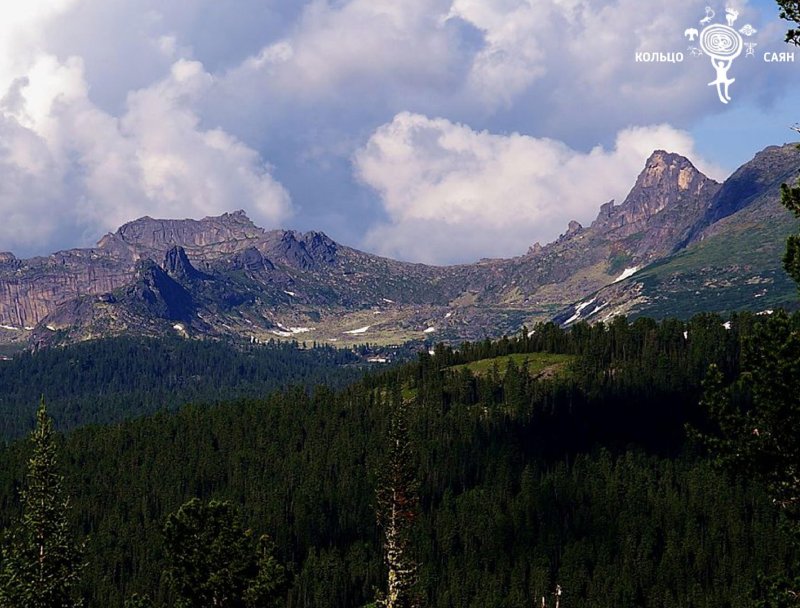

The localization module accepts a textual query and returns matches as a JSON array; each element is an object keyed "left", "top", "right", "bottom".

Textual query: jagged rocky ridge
[
  {"left": 556, "top": 144, "right": 800, "bottom": 326},
  {"left": 0, "top": 143, "right": 798, "bottom": 347}
]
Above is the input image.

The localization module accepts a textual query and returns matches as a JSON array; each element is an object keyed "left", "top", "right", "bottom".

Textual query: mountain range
[{"left": 0, "top": 142, "right": 798, "bottom": 350}]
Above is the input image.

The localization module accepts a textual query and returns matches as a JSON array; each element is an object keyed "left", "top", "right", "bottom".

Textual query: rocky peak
[
  {"left": 98, "top": 210, "right": 265, "bottom": 253},
  {"left": 263, "top": 230, "right": 339, "bottom": 270},
  {"left": 639, "top": 151, "right": 679, "bottom": 187},
  {"left": 274, "top": 232, "right": 315, "bottom": 269},
  {"left": 162, "top": 246, "right": 204, "bottom": 281},
  {"left": 631, "top": 151, "right": 709, "bottom": 207},
  {"left": 595, "top": 201, "right": 615, "bottom": 222},
  {"left": 595, "top": 151, "right": 717, "bottom": 232},
  {"left": 527, "top": 242, "right": 543, "bottom": 256},
  {"left": 128, "top": 259, "right": 193, "bottom": 321},
  {"left": 557, "top": 220, "right": 583, "bottom": 242},
  {"left": 301, "top": 231, "right": 338, "bottom": 265},
  {"left": 228, "top": 247, "right": 275, "bottom": 272}
]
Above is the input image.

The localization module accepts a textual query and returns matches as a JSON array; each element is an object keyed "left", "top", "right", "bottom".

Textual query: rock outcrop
[{"left": 589, "top": 150, "right": 720, "bottom": 257}]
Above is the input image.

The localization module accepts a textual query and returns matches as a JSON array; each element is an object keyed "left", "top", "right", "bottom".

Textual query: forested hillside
[
  {"left": 1, "top": 312, "right": 796, "bottom": 607},
  {"left": 0, "top": 337, "right": 366, "bottom": 441}
]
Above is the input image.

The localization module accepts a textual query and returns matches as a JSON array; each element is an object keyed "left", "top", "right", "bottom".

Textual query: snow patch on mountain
[
  {"left": 613, "top": 267, "right": 640, "bottom": 283},
  {"left": 564, "top": 297, "right": 597, "bottom": 325}
]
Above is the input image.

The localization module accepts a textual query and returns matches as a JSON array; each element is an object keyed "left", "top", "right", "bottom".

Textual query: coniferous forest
[
  {"left": 0, "top": 337, "right": 365, "bottom": 441},
  {"left": 2, "top": 310, "right": 800, "bottom": 607}
]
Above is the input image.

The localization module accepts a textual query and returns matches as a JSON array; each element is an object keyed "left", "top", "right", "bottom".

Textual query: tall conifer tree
[
  {"left": 0, "top": 399, "right": 84, "bottom": 608},
  {"left": 375, "top": 388, "right": 420, "bottom": 608}
]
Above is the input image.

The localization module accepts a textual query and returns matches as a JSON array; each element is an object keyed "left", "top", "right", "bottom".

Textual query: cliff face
[
  {"left": 96, "top": 210, "right": 268, "bottom": 260},
  {"left": 598, "top": 151, "right": 711, "bottom": 226},
  {"left": 0, "top": 253, "right": 134, "bottom": 328},
  {"left": 0, "top": 211, "right": 272, "bottom": 329},
  {"left": 588, "top": 150, "right": 720, "bottom": 258}
]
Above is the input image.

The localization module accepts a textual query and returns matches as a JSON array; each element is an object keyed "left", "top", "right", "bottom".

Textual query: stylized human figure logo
[
  {"left": 699, "top": 22, "right": 743, "bottom": 103},
  {"left": 637, "top": 5, "right": 763, "bottom": 106}
]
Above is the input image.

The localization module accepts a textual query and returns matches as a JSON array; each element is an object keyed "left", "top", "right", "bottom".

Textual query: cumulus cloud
[
  {"left": 222, "top": 0, "right": 792, "bottom": 135},
  {"left": 0, "top": 1, "right": 79, "bottom": 93},
  {"left": 229, "top": 0, "right": 459, "bottom": 97},
  {"left": 440, "top": 0, "right": 799, "bottom": 147},
  {"left": 442, "top": 0, "right": 557, "bottom": 107},
  {"left": 0, "top": 55, "right": 290, "bottom": 256},
  {"left": 210, "top": 0, "right": 795, "bottom": 241},
  {"left": 355, "top": 112, "right": 725, "bottom": 264},
  {"left": 0, "top": 0, "right": 795, "bottom": 259}
]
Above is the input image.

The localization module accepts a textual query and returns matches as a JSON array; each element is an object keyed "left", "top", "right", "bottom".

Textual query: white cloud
[
  {"left": 355, "top": 112, "right": 725, "bottom": 264},
  {"left": 0, "top": 1, "right": 79, "bottom": 94},
  {"left": 443, "top": 0, "right": 556, "bottom": 107},
  {"left": 441, "top": 0, "right": 790, "bottom": 136},
  {"left": 212, "top": 0, "right": 793, "bottom": 185},
  {"left": 226, "top": 0, "right": 460, "bottom": 99},
  {"left": 0, "top": 55, "right": 291, "bottom": 256},
  {"left": 0, "top": 0, "right": 794, "bottom": 261}
]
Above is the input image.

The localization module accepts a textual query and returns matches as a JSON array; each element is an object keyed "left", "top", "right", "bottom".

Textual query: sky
[{"left": 0, "top": 0, "right": 798, "bottom": 265}]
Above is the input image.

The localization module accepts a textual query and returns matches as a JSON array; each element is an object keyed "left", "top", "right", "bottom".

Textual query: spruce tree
[
  {"left": 163, "top": 498, "right": 286, "bottom": 608},
  {"left": 123, "top": 594, "right": 153, "bottom": 608},
  {"left": 375, "top": 389, "right": 420, "bottom": 608},
  {"left": 0, "top": 399, "right": 84, "bottom": 608}
]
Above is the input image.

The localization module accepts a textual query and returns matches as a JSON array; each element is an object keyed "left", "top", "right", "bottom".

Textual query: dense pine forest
[
  {"left": 2, "top": 311, "right": 799, "bottom": 607},
  {"left": 0, "top": 337, "right": 368, "bottom": 441}
]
